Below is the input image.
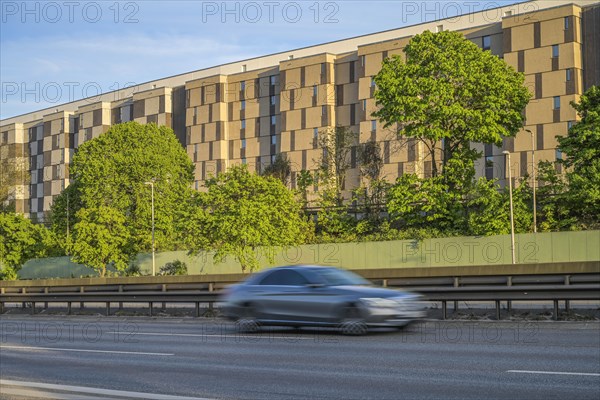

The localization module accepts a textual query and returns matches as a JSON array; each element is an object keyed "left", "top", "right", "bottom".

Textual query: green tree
[
  {"left": 557, "top": 86, "right": 600, "bottom": 228},
  {"left": 71, "top": 206, "right": 133, "bottom": 277},
  {"left": 316, "top": 126, "right": 357, "bottom": 205},
  {"left": 51, "top": 122, "right": 196, "bottom": 257},
  {"left": 535, "top": 161, "right": 576, "bottom": 232},
  {"left": 296, "top": 170, "right": 314, "bottom": 208},
  {"left": 0, "top": 212, "right": 52, "bottom": 280},
  {"left": 261, "top": 153, "right": 292, "bottom": 186},
  {"left": 352, "top": 141, "right": 390, "bottom": 236},
  {"left": 373, "top": 30, "right": 531, "bottom": 178},
  {"left": 466, "top": 178, "right": 532, "bottom": 236},
  {"left": 187, "top": 165, "right": 308, "bottom": 272},
  {"left": 387, "top": 174, "right": 457, "bottom": 233},
  {"left": 0, "top": 158, "right": 29, "bottom": 212}
]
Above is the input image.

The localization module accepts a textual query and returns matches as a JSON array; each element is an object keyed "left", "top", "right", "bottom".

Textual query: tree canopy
[
  {"left": 51, "top": 122, "right": 195, "bottom": 274},
  {"left": 556, "top": 85, "right": 600, "bottom": 228},
  {"left": 185, "top": 165, "right": 310, "bottom": 272},
  {"left": 373, "top": 30, "right": 531, "bottom": 177},
  {"left": 0, "top": 212, "right": 53, "bottom": 279}
]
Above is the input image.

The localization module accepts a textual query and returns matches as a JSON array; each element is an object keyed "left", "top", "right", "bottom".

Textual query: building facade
[{"left": 1, "top": 0, "right": 599, "bottom": 221}]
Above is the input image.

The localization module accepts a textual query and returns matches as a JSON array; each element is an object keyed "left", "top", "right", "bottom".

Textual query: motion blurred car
[{"left": 220, "top": 265, "right": 427, "bottom": 335}]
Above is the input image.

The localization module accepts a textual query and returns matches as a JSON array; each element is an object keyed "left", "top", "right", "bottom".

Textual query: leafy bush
[{"left": 159, "top": 260, "right": 187, "bottom": 276}]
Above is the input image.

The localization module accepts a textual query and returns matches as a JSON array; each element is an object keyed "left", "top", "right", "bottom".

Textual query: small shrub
[{"left": 159, "top": 260, "right": 187, "bottom": 276}]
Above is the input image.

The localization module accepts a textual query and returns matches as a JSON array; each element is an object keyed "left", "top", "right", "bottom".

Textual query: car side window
[{"left": 259, "top": 270, "right": 309, "bottom": 286}]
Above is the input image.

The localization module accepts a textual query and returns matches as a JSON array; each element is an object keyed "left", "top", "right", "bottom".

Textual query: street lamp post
[
  {"left": 527, "top": 129, "right": 537, "bottom": 233},
  {"left": 503, "top": 151, "right": 516, "bottom": 264},
  {"left": 145, "top": 181, "right": 156, "bottom": 276}
]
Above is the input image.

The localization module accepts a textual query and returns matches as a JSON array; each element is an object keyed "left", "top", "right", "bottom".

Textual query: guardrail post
[
  {"left": 382, "top": 279, "right": 388, "bottom": 288},
  {"left": 118, "top": 285, "right": 123, "bottom": 310},
  {"left": 208, "top": 283, "right": 214, "bottom": 292},
  {"left": 0, "top": 302, "right": 4, "bottom": 314},
  {"left": 495, "top": 300, "right": 501, "bottom": 320},
  {"left": 553, "top": 300, "right": 559, "bottom": 321},
  {"left": 44, "top": 287, "right": 49, "bottom": 309},
  {"left": 162, "top": 284, "right": 167, "bottom": 311},
  {"left": 442, "top": 301, "right": 447, "bottom": 320},
  {"left": 149, "top": 302, "right": 153, "bottom": 317},
  {"left": 67, "top": 302, "right": 72, "bottom": 315},
  {"left": 31, "top": 302, "right": 36, "bottom": 315},
  {"left": 21, "top": 287, "right": 26, "bottom": 309},
  {"left": 106, "top": 302, "right": 110, "bottom": 316},
  {"left": 564, "top": 275, "right": 571, "bottom": 313},
  {"left": 79, "top": 286, "right": 84, "bottom": 309},
  {"left": 507, "top": 276, "right": 512, "bottom": 314},
  {"left": 453, "top": 278, "right": 459, "bottom": 312},
  {"left": 195, "top": 302, "right": 200, "bottom": 317}
]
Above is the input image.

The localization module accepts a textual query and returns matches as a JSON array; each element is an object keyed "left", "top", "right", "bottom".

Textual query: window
[
  {"left": 564, "top": 17, "right": 569, "bottom": 30},
  {"left": 360, "top": 55, "right": 365, "bottom": 66},
  {"left": 241, "top": 100, "right": 246, "bottom": 110},
  {"left": 270, "top": 95, "right": 276, "bottom": 106},
  {"left": 271, "top": 135, "right": 277, "bottom": 145},
  {"left": 271, "top": 116, "right": 276, "bottom": 126},
  {"left": 195, "top": 181, "right": 199, "bottom": 191},
  {"left": 241, "top": 119, "right": 246, "bottom": 129},
  {"left": 241, "top": 139, "right": 246, "bottom": 149},
  {"left": 554, "top": 96, "right": 561, "bottom": 110},
  {"left": 288, "top": 55, "right": 294, "bottom": 60},
  {"left": 504, "top": 10, "right": 513, "bottom": 17},
  {"left": 363, "top": 99, "right": 367, "bottom": 110},
  {"left": 259, "top": 269, "right": 309, "bottom": 286},
  {"left": 241, "top": 64, "right": 247, "bottom": 72},
  {"left": 313, "top": 85, "right": 318, "bottom": 97},
  {"left": 313, "top": 128, "right": 318, "bottom": 139},
  {"left": 371, "top": 120, "right": 376, "bottom": 132},
  {"left": 240, "top": 81, "right": 246, "bottom": 92},
  {"left": 566, "top": 69, "right": 572, "bottom": 82},
  {"left": 552, "top": 45, "right": 559, "bottom": 58},
  {"left": 483, "top": 35, "right": 491, "bottom": 50},
  {"left": 321, "top": 105, "right": 326, "bottom": 116},
  {"left": 436, "top": 25, "right": 444, "bottom": 33},
  {"left": 270, "top": 154, "right": 277, "bottom": 164},
  {"left": 1, "top": 131, "right": 7, "bottom": 144},
  {"left": 370, "top": 77, "right": 376, "bottom": 87},
  {"left": 270, "top": 75, "right": 277, "bottom": 86},
  {"left": 555, "top": 149, "right": 562, "bottom": 161},
  {"left": 241, "top": 157, "right": 247, "bottom": 165}
]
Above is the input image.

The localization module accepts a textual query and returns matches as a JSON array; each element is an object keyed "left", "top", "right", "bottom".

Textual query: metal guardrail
[{"left": 1, "top": 281, "right": 598, "bottom": 321}]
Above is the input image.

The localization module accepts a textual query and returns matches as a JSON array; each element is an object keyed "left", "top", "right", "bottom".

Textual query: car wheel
[
  {"left": 339, "top": 305, "right": 368, "bottom": 336},
  {"left": 236, "top": 304, "right": 260, "bottom": 334}
]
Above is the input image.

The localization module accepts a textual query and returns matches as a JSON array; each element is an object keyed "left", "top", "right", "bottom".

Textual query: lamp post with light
[
  {"left": 503, "top": 151, "right": 516, "bottom": 264},
  {"left": 525, "top": 129, "right": 537, "bottom": 233}
]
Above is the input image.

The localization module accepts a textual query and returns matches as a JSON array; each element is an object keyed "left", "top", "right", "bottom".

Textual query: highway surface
[{"left": 1, "top": 316, "right": 599, "bottom": 400}]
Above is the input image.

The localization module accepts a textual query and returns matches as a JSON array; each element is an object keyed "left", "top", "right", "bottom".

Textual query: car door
[{"left": 252, "top": 269, "right": 310, "bottom": 322}]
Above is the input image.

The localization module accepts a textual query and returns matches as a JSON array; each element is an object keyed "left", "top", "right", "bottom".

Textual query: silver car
[{"left": 220, "top": 265, "right": 427, "bottom": 335}]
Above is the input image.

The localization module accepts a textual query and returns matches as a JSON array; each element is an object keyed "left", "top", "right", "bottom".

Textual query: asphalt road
[{"left": 0, "top": 316, "right": 599, "bottom": 400}]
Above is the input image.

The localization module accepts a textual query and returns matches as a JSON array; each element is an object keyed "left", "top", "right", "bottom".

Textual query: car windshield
[{"left": 313, "top": 268, "right": 371, "bottom": 286}]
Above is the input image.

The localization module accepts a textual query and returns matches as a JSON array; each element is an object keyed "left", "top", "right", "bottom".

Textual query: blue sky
[{"left": 1, "top": 0, "right": 523, "bottom": 119}]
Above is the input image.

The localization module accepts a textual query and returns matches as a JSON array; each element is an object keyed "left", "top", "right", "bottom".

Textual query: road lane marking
[
  {"left": 106, "top": 331, "right": 316, "bottom": 340},
  {"left": 507, "top": 370, "right": 600, "bottom": 377},
  {"left": 0, "top": 345, "right": 173, "bottom": 356},
  {"left": 0, "top": 379, "right": 215, "bottom": 400}
]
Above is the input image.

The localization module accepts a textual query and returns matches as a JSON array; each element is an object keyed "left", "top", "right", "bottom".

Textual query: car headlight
[{"left": 360, "top": 298, "right": 398, "bottom": 308}]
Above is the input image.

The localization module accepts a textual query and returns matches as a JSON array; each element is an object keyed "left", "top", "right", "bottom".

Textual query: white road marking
[
  {"left": 106, "top": 331, "right": 315, "bottom": 340},
  {"left": 0, "top": 379, "right": 214, "bottom": 400},
  {"left": 507, "top": 370, "right": 600, "bottom": 377},
  {"left": 0, "top": 345, "right": 173, "bottom": 356}
]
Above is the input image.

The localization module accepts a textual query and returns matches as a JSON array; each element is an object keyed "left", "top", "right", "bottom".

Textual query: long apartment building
[{"left": 1, "top": 0, "right": 599, "bottom": 222}]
